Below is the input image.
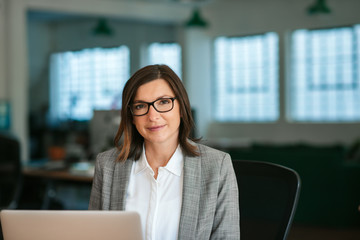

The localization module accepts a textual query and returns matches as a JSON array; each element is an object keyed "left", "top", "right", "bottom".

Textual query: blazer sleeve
[
  {"left": 211, "top": 153, "right": 240, "bottom": 239},
  {"left": 88, "top": 153, "right": 104, "bottom": 210}
]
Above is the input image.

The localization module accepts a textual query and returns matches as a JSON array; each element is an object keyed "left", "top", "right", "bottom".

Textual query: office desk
[
  {"left": 23, "top": 163, "right": 94, "bottom": 209},
  {"left": 23, "top": 168, "right": 93, "bottom": 183}
]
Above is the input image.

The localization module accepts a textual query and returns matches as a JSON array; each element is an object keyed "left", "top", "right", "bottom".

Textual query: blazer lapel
[
  {"left": 178, "top": 154, "right": 201, "bottom": 240},
  {"left": 110, "top": 159, "right": 133, "bottom": 210}
]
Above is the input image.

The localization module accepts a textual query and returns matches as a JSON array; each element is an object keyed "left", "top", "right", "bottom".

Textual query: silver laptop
[{"left": 0, "top": 210, "right": 143, "bottom": 240}]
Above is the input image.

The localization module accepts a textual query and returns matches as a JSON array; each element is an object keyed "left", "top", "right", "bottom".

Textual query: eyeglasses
[{"left": 129, "top": 97, "right": 177, "bottom": 116}]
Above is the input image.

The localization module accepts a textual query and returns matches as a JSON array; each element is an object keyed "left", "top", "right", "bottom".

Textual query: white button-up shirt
[{"left": 125, "top": 145, "right": 184, "bottom": 240}]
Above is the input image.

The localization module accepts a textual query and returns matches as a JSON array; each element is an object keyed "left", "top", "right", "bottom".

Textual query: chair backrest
[
  {"left": 232, "top": 160, "right": 301, "bottom": 240},
  {"left": 0, "top": 134, "right": 22, "bottom": 210}
]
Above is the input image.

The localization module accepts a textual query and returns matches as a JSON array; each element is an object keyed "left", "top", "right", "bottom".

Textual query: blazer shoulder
[
  {"left": 196, "top": 143, "right": 229, "bottom": 159},
  {"left": 96, "top": 148, "right": 120, "bottom": 166},
  {"left": 195, "top": 143, "right": 232, "bottom": 170}
]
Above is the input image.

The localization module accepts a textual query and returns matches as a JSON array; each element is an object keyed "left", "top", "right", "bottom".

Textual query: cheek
[{"left": 172, "top": 110, "right": 181, "bottom": 127}]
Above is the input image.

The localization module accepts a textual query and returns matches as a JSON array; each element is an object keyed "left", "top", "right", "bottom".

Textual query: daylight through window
[
  {"left": 147, "top": 42, "right": 182, "bottom": 79},
  {"left": 290, "top": 26, "right": 360, "bottom": 122},
  {"left": 214, "top": 33, "right": 279, "bottom": 122},
  {"left": 49, "top": 46, "right": 130, "bottom": 123}
]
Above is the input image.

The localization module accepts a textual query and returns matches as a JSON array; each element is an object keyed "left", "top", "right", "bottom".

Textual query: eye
[
  {"left": 134, "top": 103, "right": 147, "bottom": 110},
  {"left": 158, "top": 98, "right": 172, "bottom": 105}
]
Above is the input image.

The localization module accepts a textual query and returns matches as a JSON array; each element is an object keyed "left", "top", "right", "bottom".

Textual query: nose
[{"left": 147, "top": 104, "right": 160, "bottom": 120}]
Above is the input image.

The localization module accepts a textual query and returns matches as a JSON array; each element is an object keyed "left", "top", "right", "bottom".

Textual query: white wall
[
  {"left": 5, "top": 0, "right": 28, "bottom": 161},
  {"left": 182, "top": 28, "right": 212, "bottom": 138},
  {"left": 0, "top": 0, "right": 6, "bottom": 99}
]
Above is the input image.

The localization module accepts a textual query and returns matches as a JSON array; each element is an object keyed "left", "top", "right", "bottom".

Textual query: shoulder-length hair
[{"left": 114, "top": 64, "right": 199, "bottom": 162}]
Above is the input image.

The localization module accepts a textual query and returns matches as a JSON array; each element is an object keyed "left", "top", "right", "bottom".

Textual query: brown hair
[{"left": 114, "top": 64, "right": 199, "bottom": 162}]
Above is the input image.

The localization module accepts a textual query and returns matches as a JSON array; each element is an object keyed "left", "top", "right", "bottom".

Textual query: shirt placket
[{"left": 146, "top": 169, "right": 160, "bottom": 240}]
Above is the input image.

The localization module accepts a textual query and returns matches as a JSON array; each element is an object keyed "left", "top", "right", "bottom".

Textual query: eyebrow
[{"left": 133, "top": 95, "right": 174, "bottom": 103}]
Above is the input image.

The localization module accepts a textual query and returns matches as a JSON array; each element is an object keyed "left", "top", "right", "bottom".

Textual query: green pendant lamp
[
  {"left": 186, "top": 8, "right": 208, "bottom": 28},
  {"left": 93, "top": 18, "right": 113, "bottom": 36},
  {"left": 307, "top": 0, "right": 331, "bottom": 15}
]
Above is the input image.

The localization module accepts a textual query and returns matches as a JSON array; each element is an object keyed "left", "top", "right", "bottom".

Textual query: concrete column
[
  {"left": 0, "top": 0, "right": 7, "bottom": 99},
  {"left": 8, "top": 0, "right": 28, "bottom": 161},
  {"left": 182, "top": 27, "right": 212, "bottom": 138}
]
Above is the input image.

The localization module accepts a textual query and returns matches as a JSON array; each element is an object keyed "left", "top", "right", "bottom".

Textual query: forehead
[{"left": 134, "top": 79, "right": 174, "bottom": 101}]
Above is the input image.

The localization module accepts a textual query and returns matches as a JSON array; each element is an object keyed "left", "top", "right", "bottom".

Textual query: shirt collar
[
  {"left": 164, "top": 145, "right": 184, "bottom": 177},
  {"left": 133, "top": 146, "right": 148, "bottom": 175},
  {"left": 134, "top": 144, "right": 184, "bottom": 177}
]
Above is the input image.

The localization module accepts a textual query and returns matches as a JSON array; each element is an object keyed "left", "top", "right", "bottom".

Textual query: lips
[{"left": 147, "top": 125, "right": 165, "bottom": 131}]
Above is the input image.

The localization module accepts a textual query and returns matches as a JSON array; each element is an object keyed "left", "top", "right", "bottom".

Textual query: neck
[{"left": 144, "top": 141, "right": 178, "bottom": 178}]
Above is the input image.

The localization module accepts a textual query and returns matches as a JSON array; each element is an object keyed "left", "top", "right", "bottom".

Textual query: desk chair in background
[
  {"left": 0, "top": 134, "right": 22, "bottom": 240},
  {"left": 232, "top": 160, "right": 301, "bottom": 240}
]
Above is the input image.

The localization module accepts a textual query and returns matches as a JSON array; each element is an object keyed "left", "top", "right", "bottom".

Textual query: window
[
  {"left": 147, "top": 42, "right": 182, "bottom": 79},
  {"left": 214, "top": 33, "right": 279, "bottom": 122},
  {"left": 290, "top": 26, "right": 360, "bottom": 122},
  {"left": 50, "top": 46, "right": 130, "bottom": 122}
]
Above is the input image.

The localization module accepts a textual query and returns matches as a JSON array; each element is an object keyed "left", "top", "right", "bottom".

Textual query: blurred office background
[{"left": 1, "top": 0, "right": 360, "bottom": 239}]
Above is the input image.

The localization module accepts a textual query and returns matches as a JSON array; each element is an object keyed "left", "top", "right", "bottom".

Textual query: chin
[{"left": 145, "top": 135, "right": 167, "bottom": 144}]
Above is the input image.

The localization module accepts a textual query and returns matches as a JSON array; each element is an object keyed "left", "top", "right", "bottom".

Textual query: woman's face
[{"left": 132, "top": 78, "right": 181, "bottom": 147}]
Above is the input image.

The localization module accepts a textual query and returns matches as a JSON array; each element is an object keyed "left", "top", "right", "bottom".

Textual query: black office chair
[
  {"left": 0, "top": 134, "right": 22, "bottom": 210},
  {"left": 232, "top": 160, "right": 301, "bottom": 240},
  {"left": 0, "top": 134, "right": 23, "bottom": 240}
]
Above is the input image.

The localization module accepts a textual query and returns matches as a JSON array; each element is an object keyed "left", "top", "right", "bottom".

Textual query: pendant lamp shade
[
  {"left": 93, "top": 18, "right": 113, "bottom": 36},
  {"left": 307, "top": 0, "right": 331, "bottom": 15},
  {"left": 186, "top": 8, "right": 208, "bottom": 28}
]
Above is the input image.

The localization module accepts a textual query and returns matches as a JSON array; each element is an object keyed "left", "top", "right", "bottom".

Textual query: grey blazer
[{"left": 89, "top": 143, "right": 240, "bottom": 240}]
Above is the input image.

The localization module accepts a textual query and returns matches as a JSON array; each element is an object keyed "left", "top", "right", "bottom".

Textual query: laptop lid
[{"left": 0, "top": 210, "right": 142, "bottom": 240}]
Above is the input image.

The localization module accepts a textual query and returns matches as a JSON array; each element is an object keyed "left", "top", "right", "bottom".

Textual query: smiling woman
[
  {"left": 130, "top": 79, "right": 181, "bottom": 164},
  {"left": 89, "top": 64, "right": 240, "bottom": 240},
  {"left": 115, "top": 65, "right": 197, "bottom": 163}
]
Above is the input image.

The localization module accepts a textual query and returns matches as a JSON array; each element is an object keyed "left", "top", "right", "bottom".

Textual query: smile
[{"left": 147, "top": 125, "right": 165, "bottom": 131}]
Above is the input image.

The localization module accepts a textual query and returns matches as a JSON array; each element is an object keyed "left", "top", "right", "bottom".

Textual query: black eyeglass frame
[{"left": 129, "top": 97, "right": 177, "bottom": 116}]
